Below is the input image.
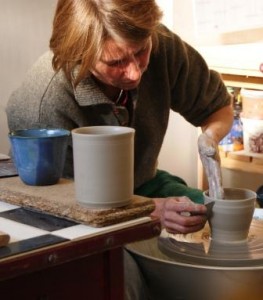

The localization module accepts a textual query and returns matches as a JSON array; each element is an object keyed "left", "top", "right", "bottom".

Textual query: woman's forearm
[{"left": 201, "top": 104, "right": 234, "bottom": 144}]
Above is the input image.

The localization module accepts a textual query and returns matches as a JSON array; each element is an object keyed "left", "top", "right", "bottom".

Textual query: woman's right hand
[{"left": 151, "top": 196, "right": 207, "bottom": 234}]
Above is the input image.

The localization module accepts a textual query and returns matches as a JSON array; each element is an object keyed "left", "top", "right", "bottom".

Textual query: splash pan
[
  {"left": 158, "top": 219, "right": 263, "bottom": 267},
  {"left": 126, "top": 212, "right": 263, "bottom": 300}
]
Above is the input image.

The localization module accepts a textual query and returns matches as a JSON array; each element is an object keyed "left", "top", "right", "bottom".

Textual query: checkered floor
[
  {"left": 0, "top": 157, "right": 150, "bottom": 259},
  {"left": 0, "top": 200, "right": 150, "bottom": 260}
]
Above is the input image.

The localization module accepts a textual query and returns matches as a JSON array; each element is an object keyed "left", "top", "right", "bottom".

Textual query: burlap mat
[{"left": 0, "top": 177, "right": 155, "bottom": 227}]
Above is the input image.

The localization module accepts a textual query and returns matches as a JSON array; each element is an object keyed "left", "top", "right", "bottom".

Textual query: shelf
[
  {"left": 197, "top": 150, "right": 263, "bottom": 190},
  {"left": 197, "top": 71, "right": 263, "bottom": 190},
  {"left": 198, "top": 43, "right": 263, "bottom": 79},
  {"left": 220, "top": 150, "right": 263, "bottom": 175},
  {"left": 221, "top": 74, "right": 263, "bottom": 90}
]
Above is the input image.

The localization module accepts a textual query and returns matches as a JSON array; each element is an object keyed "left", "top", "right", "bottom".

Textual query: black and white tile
[{"left": 0, "top": 200, "right": 151, "bottom": 259}]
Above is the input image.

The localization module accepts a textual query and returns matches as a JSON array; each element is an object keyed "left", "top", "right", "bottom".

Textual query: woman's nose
[{"left": 125, "top": 59, "right": 141, "bottom": 81}]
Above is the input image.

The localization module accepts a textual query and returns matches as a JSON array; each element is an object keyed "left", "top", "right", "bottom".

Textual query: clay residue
[{"left": 198, "top": 134, "right": 224, "bottom": 199}]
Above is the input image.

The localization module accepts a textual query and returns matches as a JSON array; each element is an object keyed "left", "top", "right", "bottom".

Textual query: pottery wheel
[{"left": 158, "top": 218, "right": 263, "bottom": 267}]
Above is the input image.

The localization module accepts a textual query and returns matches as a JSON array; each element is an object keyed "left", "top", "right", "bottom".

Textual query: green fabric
[{"left": 134, "top": 170, "right": 204, "bottom": 204}]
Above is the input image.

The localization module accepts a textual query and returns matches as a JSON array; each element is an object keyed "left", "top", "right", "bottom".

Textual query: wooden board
[
  {"left": 219, "top": 150, "right": 263, "bottom": 174},
  {"left": 0, "top": 231, "right": 10, "bottom": 247},
  {"left": 0, "top": 177, "right": 155, "bottom": 227}
]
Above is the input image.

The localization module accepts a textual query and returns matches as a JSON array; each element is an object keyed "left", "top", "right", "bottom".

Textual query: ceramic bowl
[
  {"left": 204, "top": 188, "right": 256, "bottom": 243},
  {"left": 9, "top": 128, "right": 70, "bottom": 186}
]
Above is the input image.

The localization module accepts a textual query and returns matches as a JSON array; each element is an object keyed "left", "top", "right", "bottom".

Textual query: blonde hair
[{"left": 50, "top": 0, "right": 163, "bottom": 86}]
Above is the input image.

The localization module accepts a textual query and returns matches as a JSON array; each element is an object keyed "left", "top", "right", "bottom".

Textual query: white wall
[
  {"left": 157, "top": 0, "right": 199, "bottom": 188},
  {"left": 0, "top": 0, "right": 55, "bottom": 154}
]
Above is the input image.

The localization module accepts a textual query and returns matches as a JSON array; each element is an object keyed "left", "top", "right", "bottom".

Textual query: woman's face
[{"left": 91, "top": 37, "right": 152, "bottom": 90}]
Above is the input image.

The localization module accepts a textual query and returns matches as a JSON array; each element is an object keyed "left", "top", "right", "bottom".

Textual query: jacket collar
[
  {"left": 74, "top": 75, "right": 113, "bottom": 106},
  {"left": 72, "top": 67, "right": 138, "bottom": 107}
]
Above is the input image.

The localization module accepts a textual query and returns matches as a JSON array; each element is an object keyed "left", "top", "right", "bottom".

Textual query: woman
[{"left": 6, "top": 2, "right": 232, "bottom": 295}]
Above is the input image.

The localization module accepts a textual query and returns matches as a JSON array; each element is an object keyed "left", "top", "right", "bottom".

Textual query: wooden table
[
  {"left": 0, "top": 217, "right": 161, "bottom": 300},
  {"left": 0, "top": 164, "right": 161, "bottom": 300}
]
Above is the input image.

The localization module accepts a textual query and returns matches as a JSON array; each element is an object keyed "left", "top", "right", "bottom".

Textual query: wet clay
[{"left": 198, "top": 133, "right": 224, "bottom": 199}]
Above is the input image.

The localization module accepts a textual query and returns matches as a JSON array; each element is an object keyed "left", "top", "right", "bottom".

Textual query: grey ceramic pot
[{"left": 126, "top": 236, "right": 263, "bottom": 300}]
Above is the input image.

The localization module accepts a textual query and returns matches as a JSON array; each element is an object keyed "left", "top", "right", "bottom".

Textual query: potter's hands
[
  {"left": 198, "top": 132, "right": 224, "bottom": 199},
  {"left": 151, "top": 196, "right": 207, "bottom": 234}
]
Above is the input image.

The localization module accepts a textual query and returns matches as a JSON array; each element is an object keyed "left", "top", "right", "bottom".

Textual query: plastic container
[
  {"left": 219, "top": 87, "right": 244, "bottom": 152},
  {"left": 241, "top": 89, "right": 263, "bottom": 119},
  {"left": 230, "top": 117, "right": 244, "bottom": 150},
  {"left": 241, "top": 117, "right": 263, "bottom": 153},
  {"left": 219, "top": 113, "right": 243, "bottom": 152}
]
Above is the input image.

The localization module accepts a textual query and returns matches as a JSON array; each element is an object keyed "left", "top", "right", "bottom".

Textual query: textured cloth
[
  {"left": 135, "top": 170, "right": 204, "bottom": 203},
  {"left": 6, "top": 25, "right": 231, "bottom": 188}
]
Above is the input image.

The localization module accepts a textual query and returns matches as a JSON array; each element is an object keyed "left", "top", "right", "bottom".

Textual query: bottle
[
  {"left": 219, "top": 87, "right": 244, "bottom": 152},
  {"left": 231, "top": 93, "right": 244, "bottom": 151}
]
